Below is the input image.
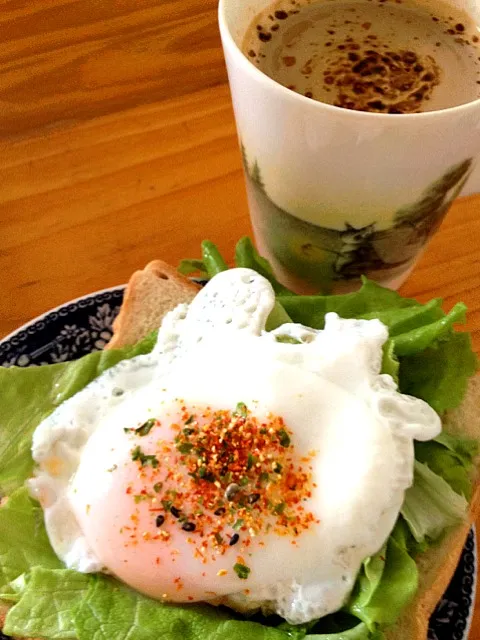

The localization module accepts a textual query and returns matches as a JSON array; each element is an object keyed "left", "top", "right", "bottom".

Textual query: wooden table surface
[{"left": 1, "top": 0, "right": 480, "bottom": 636}]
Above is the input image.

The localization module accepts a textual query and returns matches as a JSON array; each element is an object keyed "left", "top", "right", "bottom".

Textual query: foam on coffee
[{"left": 242, "top": 0, "right": 480, "bottom": 113}]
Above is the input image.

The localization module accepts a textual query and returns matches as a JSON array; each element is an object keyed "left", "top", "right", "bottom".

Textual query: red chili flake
[{"left": 173, "top": 577, "right": 184, "bottom": 591}]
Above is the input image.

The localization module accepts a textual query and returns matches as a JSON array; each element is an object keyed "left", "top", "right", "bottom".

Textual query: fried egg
[{"left": 29, "top": 268, "right": 441, "bottom": 624}]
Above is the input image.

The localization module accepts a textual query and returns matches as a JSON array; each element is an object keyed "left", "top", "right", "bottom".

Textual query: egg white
[{"left": 29, "top": 268, "right": 441, "bottom": 624}]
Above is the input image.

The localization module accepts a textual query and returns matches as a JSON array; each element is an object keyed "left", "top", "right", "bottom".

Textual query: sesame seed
[
  {"left": 225, "top": 483, "right": 241, "bottom": 500},
  {"left": 229, "top": 533, "right": 240, "bottom": 546}
]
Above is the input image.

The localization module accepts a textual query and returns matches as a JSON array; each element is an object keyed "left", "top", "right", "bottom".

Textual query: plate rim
[
  {"left": 0, "top": 285, "right": 125, "bottom": 347},
  {"left": 464, "top": 528, "right": 477, "bottom": 639},
  {"left": 0, "top": 286, "right": 477, "bottom": 639}
]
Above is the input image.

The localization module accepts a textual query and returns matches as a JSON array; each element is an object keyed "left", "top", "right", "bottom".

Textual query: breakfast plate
[{"left": 0, "top": 286, "right": 476, "bottom": 640}]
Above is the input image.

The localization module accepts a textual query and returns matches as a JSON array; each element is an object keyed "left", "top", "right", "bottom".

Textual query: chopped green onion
[
  {"left": 234, "top": 402, "right": 248, "bottom": 418},
  {"left": 135, "top": 419, "right": 156, "bottom": 437},
  {"left": 131, "top": 446, "right": 159, "bottom": 469},
  {"left": 277, "top": 428, "right": 291, "bottom": 448},
  {"left": 177, "top": 442, "right": 194, "bottom": 454},
  {"left": 233, "top": 563, "right": 251, "bottom": 579}
]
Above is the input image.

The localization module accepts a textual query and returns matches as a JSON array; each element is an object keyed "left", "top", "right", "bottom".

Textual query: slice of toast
[
  {"left": 106, "top": 260, "right": 200, "bottom": 350},
  {"left": 2, "top": 264, "right": 479, "bottom": 640}
]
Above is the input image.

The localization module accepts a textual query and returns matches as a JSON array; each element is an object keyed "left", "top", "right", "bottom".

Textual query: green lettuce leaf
[
  {"left": 280, "top": 613, "right": 382, "bottom": 639},
  {"left": 415, "top": 432, "right": 478, "bottom": 499},
  {"left": 399, "top": 332, "right": 478, "bottom": 413},
  {"left": 401, "top": 461, "right": 468, "bottom": 543},
  {"left": 74, "top": 575, "right": 288, "bottom": 640},
  {"left": 390, "top": 303, "right": 466, "bottom": 356},
  {"left": 435, "top": 431, "right": 480, "bottom": 466},
  {"left": 0, "top": 331, "right": 156, "bottom": 495},
  {"left": 280, "top": 279, "right": 466, "bottom": 356},
  {"left": 0, "top": 361, "right": 72, "bottom": 497},
  {"left": 278, "top": 278, "right": 419, "bottom": 330},
  {"left": 0, "top": 488, "right": 62, "bottom": 591},
  {"left": 177, "top": 259, "right": 208, "bottom": 278},
  {"left": 360, "top": 299, "right": 444, "bottom": 335},
  {"left": 0, "top": 573, "right": 29, "bottom": 603},
  {"left": 4, "top": 568, "right": 90, "bottom": 639},
  {"left": 265, "top": 301, "right": 293, "bottom": 331},
  {"left": 308, "top": 623, "right": 380, "bottom": 639},
  {"left": 49, "top": 331, "right": 157, "bottom": 406},
  {"left": 201, "top": 240, "right": 229, "bottom": 277},
  {"left": 381, "top": 339, "right": 399, "bottom": 382},
  {"left": 346, "top": 551, "right": 386, "bottom": 628},
  {"left": 346, "top": 521, "right": 418, "bottom": 630},
  {"left": 75, "top": 577, "right": 381, "bottom": 640}
]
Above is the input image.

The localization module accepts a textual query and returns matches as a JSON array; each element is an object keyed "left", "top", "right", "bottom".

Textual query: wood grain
[
  {"left": 0, "top": 0, "right": 226, "bottom": 137},
  {"left": 0, "top": 0, "right": 480, "bottom": 636},
  {"left": 1, "top": 84, "right": 247, "bottom": 333}
]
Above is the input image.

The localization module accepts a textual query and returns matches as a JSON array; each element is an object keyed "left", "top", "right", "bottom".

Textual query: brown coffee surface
[{"left": 242, "top": 0, "right": 480, "bottom": 113}]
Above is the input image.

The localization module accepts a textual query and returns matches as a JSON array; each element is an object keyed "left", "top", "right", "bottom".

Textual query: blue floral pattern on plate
[{"left": 0, "top": 287, "right": 476, "bottom": 639}]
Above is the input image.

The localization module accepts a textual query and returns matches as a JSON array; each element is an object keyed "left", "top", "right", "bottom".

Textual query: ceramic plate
[{"left": 0, "top": 287, "right": 476, "bottom": 640}]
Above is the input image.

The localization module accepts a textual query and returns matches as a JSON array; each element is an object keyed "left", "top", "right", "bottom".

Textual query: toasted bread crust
[
  {"left": 106, "top": 260, "right": 199, "bottom": 350},
  {"left": 385, "top": 376, "right": 480, "bottom": 640}
]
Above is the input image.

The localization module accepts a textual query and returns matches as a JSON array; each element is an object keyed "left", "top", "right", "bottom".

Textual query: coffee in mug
[{"left": 242, "top": 0, "right": 480, "bottom": 113}]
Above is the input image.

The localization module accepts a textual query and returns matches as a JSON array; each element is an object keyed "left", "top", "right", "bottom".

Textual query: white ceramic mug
[{"left": 218, "top": 0, "right": 480, "bottom": 293}]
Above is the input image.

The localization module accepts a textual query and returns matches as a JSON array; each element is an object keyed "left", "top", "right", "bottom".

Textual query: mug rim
[{"left": 218, "top": 0, "right": 480, "bottom": 122}]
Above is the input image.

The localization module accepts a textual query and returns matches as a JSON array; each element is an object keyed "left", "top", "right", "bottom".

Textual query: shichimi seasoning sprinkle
[{"left": 122, "top": 401, "right": 318, "bottom": 581}]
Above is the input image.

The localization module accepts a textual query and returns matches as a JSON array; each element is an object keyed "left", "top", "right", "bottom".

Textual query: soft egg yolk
[{"left": 70, "top": 401, "right": 318, "bottom": 602}]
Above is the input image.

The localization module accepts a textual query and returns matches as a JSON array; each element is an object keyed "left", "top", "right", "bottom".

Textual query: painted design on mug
[
  {"left": 333, "top": 222, "right": 384, "bottom": 280},
  {"left": 241, "top": 143, "right": 472, "bottom": 290}
]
